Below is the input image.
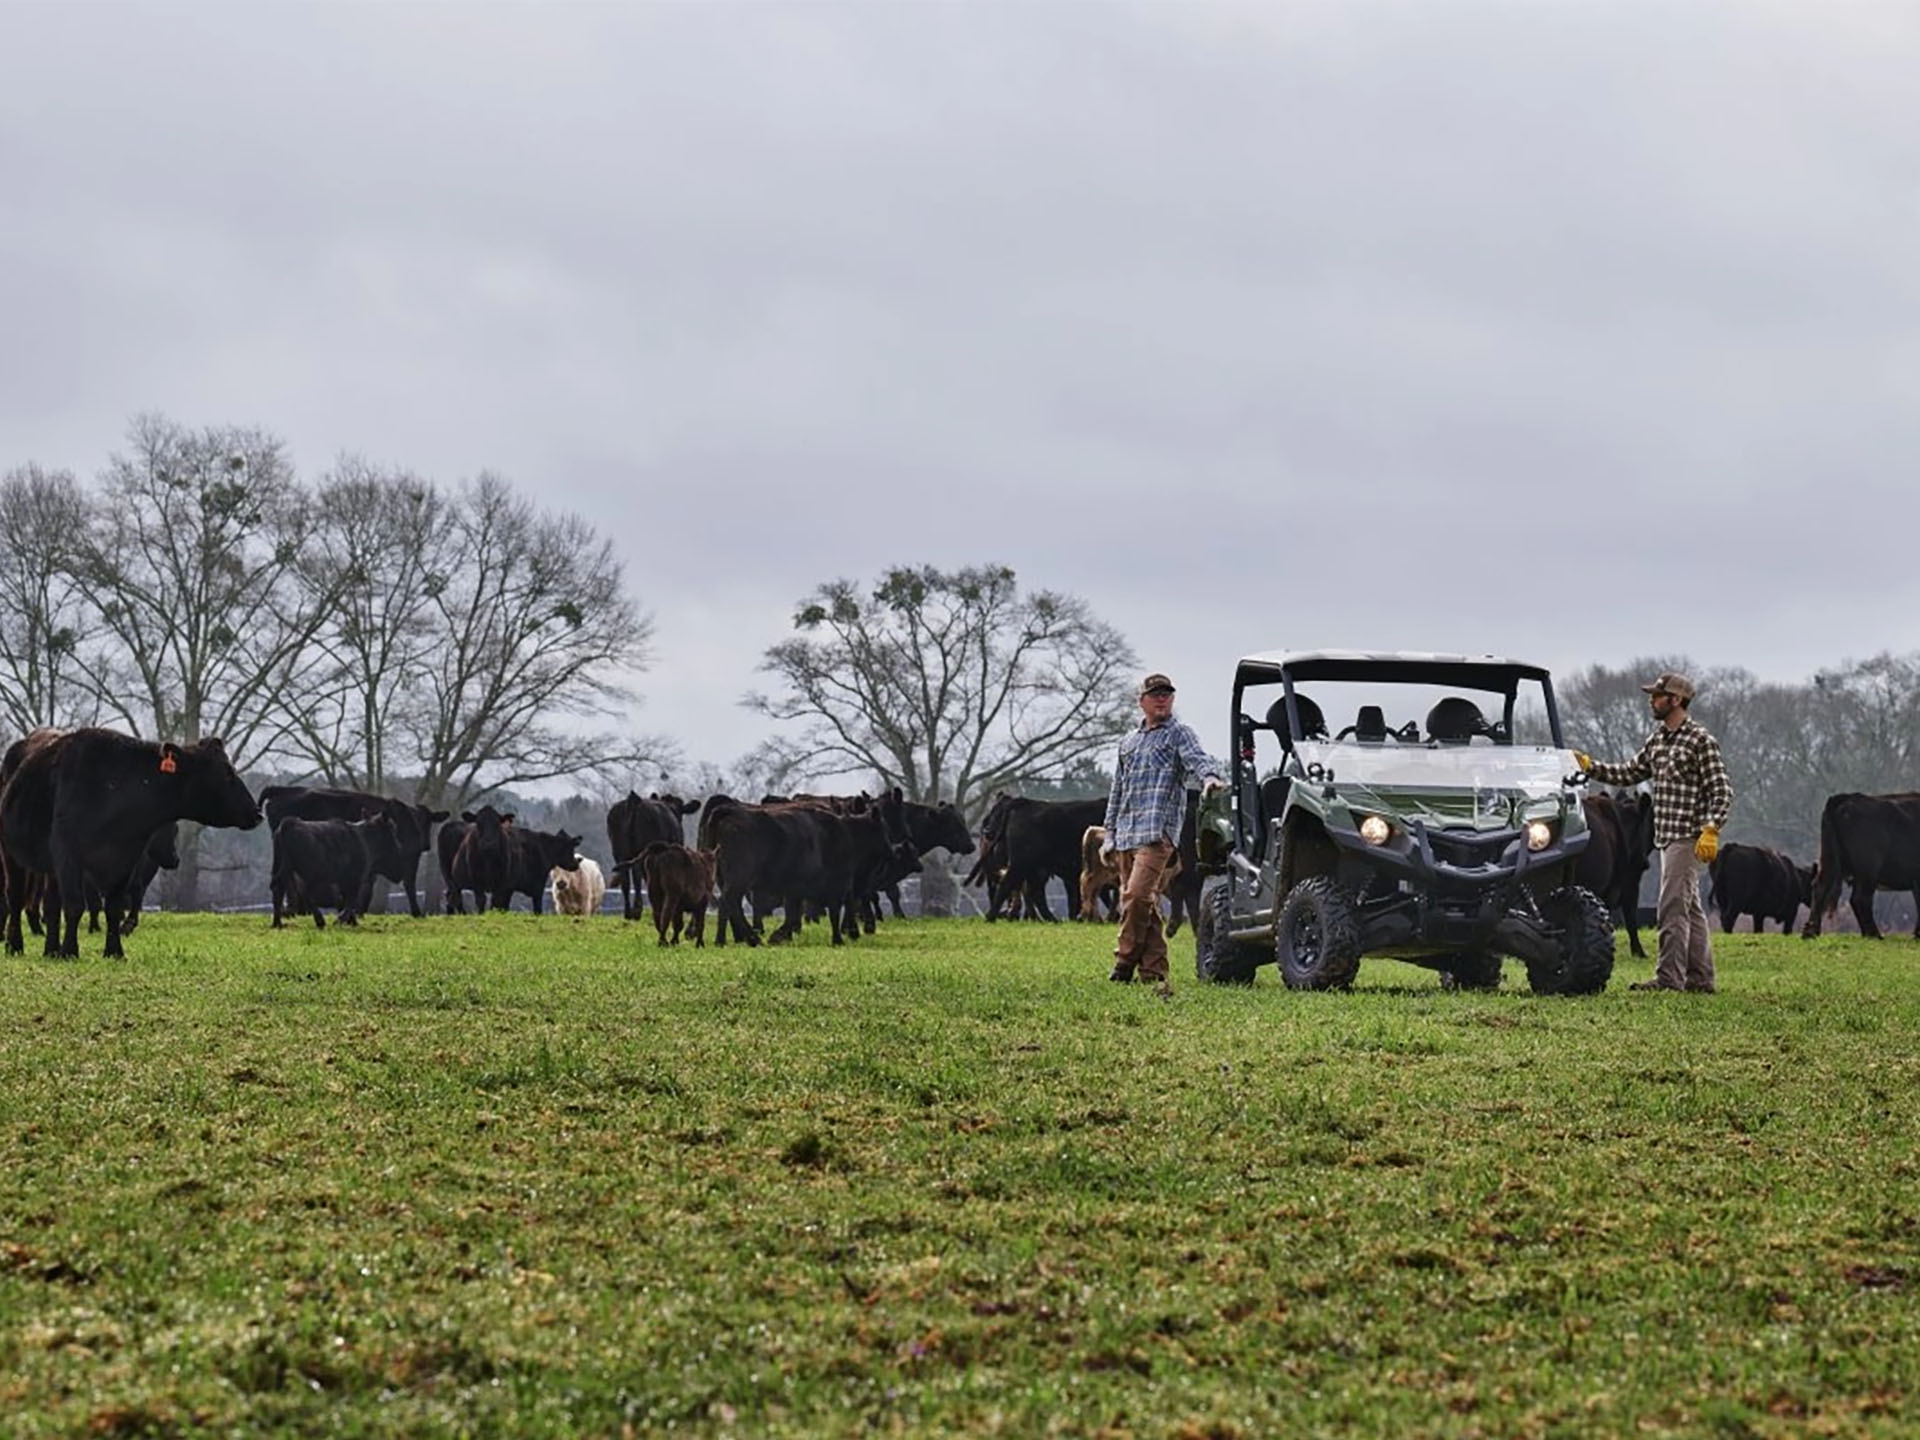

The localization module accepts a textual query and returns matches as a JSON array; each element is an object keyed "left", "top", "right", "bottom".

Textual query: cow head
[
  {"left": 908, "top": 800, "right": 974, "bottom": 856},
  {"left": 174, "top": 738, "right": 262, "bottom": 830},
  {"left": 537, "top": 830, "right": 583, "bottom": 871},
  {"left": 1794, "top": 862, "right": 1815, "bottom": 905},
  {"left": 461, "top": 806, "right": 514, "bottom": 862},
  {"left": 651, "top": 792, "right": 700, "bottom": 817}
]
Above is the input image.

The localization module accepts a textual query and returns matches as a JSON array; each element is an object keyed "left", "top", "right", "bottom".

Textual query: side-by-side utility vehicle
[{"left": 1194, "top": 651, "right": 1613, "bottom": 994}]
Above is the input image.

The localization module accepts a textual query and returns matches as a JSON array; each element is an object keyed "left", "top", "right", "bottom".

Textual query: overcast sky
[{"left": 4, "top": 1, "right": 1917, "bottom": 775}]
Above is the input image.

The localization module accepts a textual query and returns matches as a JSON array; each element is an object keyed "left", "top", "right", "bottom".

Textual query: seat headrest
[
  {"left": 1426, "top": 696, "right": 1488, "bottom": 744},
  {"left": 1355, "top": 705, "right": 1387, "bottom": 742},
  {"left": 1265, "top": 693, "right": 1327, "bottom": 742}
]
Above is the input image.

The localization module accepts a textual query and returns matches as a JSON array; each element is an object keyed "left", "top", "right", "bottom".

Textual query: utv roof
[{"left": 1235, "top": 650, "right": 1553, "bottom": 689}]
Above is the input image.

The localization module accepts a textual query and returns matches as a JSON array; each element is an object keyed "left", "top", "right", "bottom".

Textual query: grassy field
[{"left": 2, "top": 911, "right": 1918, "bottom": 1438}]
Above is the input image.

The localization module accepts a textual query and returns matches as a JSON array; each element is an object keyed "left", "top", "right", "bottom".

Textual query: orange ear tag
[{"left": 159, "top": 753, "right": 178, "bottom": 774}]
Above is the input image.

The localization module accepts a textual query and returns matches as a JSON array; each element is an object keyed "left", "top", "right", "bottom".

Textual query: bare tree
[
  {"left": 289, "top": 457, "right": 454, "bottom": 790},
  {"left": 744, "top": 563, "right": 1138, "bottom": 813},
  {"left": 397, "top": 472, "right": 664, "bottom": 812},
  {"left": 76, "top": 414, "right": 340, "bottom": 904},
  {"left": 0, "top": 464, "right": 107, "bottom": 735}
]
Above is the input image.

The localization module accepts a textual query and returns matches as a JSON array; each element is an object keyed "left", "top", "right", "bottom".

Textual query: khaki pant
[
  {"left": 1112, "top": 841, "right": 1174, "bottom": 984},
  {"left": 1655, "top": 840, "right": 1716, "bottom": 991}
]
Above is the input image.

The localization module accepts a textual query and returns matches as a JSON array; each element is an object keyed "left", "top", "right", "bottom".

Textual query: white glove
[
  {"left": 1099, "top": 841, "right": 1115, "bottom": 863},
  {"left": 1201, "top": 777, "right": 1226, "bottom": 797}
]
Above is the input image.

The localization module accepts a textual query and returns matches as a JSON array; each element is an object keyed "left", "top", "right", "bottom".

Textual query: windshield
[{"left": 1294, "top": 741, "right": 1575, "bottom": 800}]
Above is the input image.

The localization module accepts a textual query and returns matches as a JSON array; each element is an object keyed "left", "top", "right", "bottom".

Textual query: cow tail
[{"left": 1816, "top": 798, "right": 1846, "bottom": 919}]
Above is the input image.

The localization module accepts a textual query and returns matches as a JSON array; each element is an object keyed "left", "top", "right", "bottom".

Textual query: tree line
[{"left": 1, "top": 414, "right": 658, "bottom": 904}]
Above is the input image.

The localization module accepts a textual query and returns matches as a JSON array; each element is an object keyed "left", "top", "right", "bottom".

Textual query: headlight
[
  {"left": 1359, "top": 815, "right": 1391, "bottom": 846},
  {"left": 1525, "top": 820, "right": 1553, "bottom": 852}
]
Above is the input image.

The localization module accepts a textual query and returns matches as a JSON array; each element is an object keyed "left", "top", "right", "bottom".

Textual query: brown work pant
[
  {"left": 1655, "top": 840, "right": 1716, "bottom": 991},
  {"left": 1112, "top": 841, "right": 1174, "bottom": 983}
]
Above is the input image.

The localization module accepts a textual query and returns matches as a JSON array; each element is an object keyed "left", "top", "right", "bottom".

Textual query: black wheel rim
[{"left": 1289, "top": 907, "right": 1321, "bottom": 967}]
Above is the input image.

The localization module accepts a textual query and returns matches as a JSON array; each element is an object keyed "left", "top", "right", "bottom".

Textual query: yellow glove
[
  {"left": 1694, "top": 825, "right": 1719, "bottom": 864},
  {"left": 1573, "top": 752, "right": 1594, "bottom": 773}
]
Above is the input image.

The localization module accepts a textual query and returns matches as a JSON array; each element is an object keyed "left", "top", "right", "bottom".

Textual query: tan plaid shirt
[{"left": 1587, "top": 717, "right": 1733, "bottom": 847}]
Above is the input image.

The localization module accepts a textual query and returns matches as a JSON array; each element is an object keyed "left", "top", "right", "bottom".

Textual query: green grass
[{"left": 2, "top": 912, "right": 1918, "bottom": 1437}]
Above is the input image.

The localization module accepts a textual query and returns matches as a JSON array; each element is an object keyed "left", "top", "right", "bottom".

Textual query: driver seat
[
  {"left": 1426, "top": 696, "right": 1488, "bottom": 745},
  {"left": 1354, "top": 705, "right": 1388, "bottom": 744}
]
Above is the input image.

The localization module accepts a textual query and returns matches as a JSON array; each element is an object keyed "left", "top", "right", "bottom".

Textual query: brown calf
[
  {"left": 639, "top": 842, "right": 717, "bottom": 947},
  {"left": 1078, "top": 825, "right": 1182, "bottom": 922}
]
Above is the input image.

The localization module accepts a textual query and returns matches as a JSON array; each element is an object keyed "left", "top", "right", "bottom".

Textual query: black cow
[
  {"left": 969, "top": 796, "right": 1107, "bottom": 921},
  {"left": 607, "top": 791, "right": 700, "bottom": 920},
  {"left": 497, "top": 827, "right": 583, "bottom": 912},
  {"left": 270, "top": 813, "right": 403, "bottom": 929},
  {"left": 1802, "top": 793, "right": 1920, "bottom": 939},
  {"left": 0, "top": 729, "right": 261, "bottom": 959},
  {"left": 438, "top": 806, "right": 516, "bottom": 914},
  {"left": 1709, "top": 842, "right": 1813, "bottom": 934},
  {"left": 707, "top": 792, "right": 917, "bottom": 946},
  {"left": 880, "top": 799, "right": 974, "bottom": 918},
  {"left": 259, "top": 786, "right": 449, "bottom": 918},
  {"left": 1577, "top": 791, "right": 1657, "bottom": 958}
]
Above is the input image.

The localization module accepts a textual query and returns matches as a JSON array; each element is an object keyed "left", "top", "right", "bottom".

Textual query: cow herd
[{"left": 1, "top": 725, "right": 1916, "bottom": 963}]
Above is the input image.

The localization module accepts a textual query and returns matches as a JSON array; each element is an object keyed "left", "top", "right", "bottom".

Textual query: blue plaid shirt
[{"left": 1103, "top": 718, "right": 1223, "bottom": 851}]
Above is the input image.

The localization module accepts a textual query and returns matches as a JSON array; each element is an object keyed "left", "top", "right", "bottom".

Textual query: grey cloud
[{"left": 3, "top": 1, "right": 1917, "bottom": 767}]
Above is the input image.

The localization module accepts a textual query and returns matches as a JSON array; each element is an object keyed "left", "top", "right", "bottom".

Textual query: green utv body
[{"left": 1193, "top": 651, "right": 1614, "bottom": 994}]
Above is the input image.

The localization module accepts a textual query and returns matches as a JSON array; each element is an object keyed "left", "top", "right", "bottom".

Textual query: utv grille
[{"left": 1426, "top": 827, "right": 1515, "bottom": 869}]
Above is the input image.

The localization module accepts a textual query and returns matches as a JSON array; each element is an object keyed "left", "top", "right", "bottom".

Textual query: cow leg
[
  {"left": 1717, "top": 895, "right": 1738, "bottom": 936},
  {"left": 403, "top": 876, "right": 424, "bottom": 919},
  {"left": 101, "top": 892, "right": 127, "bottom": 960},
  {"left": 1031, "top": 877, "right": 1057, "bottom": 922},
  {"left": 38, "top": 877, "right": 63, "bottom": 958},
  {"left": 50, "top": 854, "right": 83, "bottom": 959},
  {"left": 1851, "top": 883, "right": 1882, "bottom": 939},
  {"left": 885, "top": 882, "right": 905, "bottom": 920},
  {"left": 692, "top": 898, "right": 708, "bottom": 948},
  {"left": 3, "top": 858, "right": 24, "bottom": 956}
]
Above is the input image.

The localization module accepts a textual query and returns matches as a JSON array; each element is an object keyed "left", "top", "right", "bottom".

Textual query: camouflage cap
[
  {"left": 1139, "top": 672, "right": 1175, "bottom": 697},
  {"left": 1640, "top": 671, "right": 1696, "bottom": 701}
]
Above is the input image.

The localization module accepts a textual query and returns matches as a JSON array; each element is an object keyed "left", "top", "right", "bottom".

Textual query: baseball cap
[
  {"left": 1139, "top": 672, "right": 1175, "bottom": 697},
  {"left": 1640, "top": 672, "right": 1696, "bottom": 701}
]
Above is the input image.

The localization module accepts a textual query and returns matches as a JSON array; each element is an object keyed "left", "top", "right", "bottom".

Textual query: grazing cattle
[
  {"left": 497, "top": 827, "right": 583, "bottom": 912},
  {"left": 259, "top": 786, "right": 449, "bottom": 917},
  {"left": 1802, "top": 793, "right": 1920, "bottom": 939},
  {"left": 1077, "top": 824, "right": 1184, "bottom": 922},
  {"left": 0, "top": 729, "right": 261, "bottom": 959},
  {"left": 636, "top": 842, "right": 717, "bottom": 946},
  {"left": 270, "top": 814, "right": 403, "bottom": 929},
  {"left": 551, "top": 855, "right": 606, "bottom": 916},
  {"left": 706, "top": 792, "right": 918, "bottom": 947},
  {"left": 607, "top": 791, "right": 701, "bottom": 920},
  {"left": 438, "top": 806, "right": 516, "bottom": 914},
  {"left": 1577, "top": 791, "right": 1657, "bottom": 958},
  {"left": 1709, "top": 842, "right": 1813, "bottom": 934},
  {"left": 969, "top": 796, "right": 1107, "bottom": 921}
]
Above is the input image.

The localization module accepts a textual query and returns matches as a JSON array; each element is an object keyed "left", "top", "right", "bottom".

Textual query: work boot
[
  {"left": 1628, "top": 980, "right": 1681, "bottom": 992},
  {"left": 1108, "top": 964, "right": 1135, "bottom": 983},
  {"left": 1154, "top": 981, "right": 1173, "bottom": 1001}
]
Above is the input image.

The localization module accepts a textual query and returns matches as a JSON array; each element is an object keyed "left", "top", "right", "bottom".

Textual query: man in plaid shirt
[
  {"left": 1103, "top": 672, "right": 1225, "bottom": 998},
  {"left": 1577, "top": 671, "right": 1733, "bottom": 993}
]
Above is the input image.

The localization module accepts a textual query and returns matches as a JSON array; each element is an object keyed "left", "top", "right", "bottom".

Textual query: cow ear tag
[{"left": 159, "top": 749, "right": 178, "bottom": 774}]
